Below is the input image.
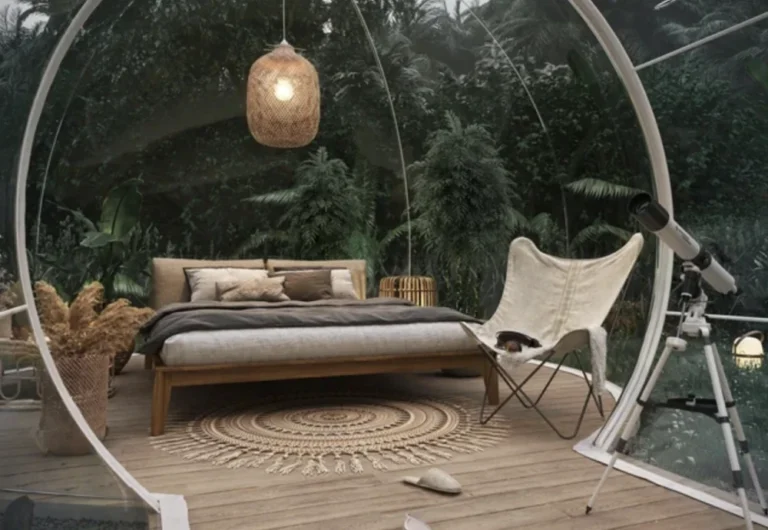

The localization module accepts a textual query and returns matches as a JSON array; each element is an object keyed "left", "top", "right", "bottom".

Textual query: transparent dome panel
[
  {"left": 622, "top": 12, "right": 768, "bottom": 511},
  {"left": 13, "top": 0, "right": 747, "bottom": 525},
  {"left": 598, "top": 0, "right": 768, "bottom": 69},
  {"left": 453, "top": 0, "right": 658, "bottom": 387},
  {"left": 2, "top": 1, "right": 150, "bottom": 527}
]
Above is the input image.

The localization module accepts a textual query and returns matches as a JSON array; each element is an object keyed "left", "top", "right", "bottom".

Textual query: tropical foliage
[{"left": 0, "top": 0, "right": 766, "bottom": 319}]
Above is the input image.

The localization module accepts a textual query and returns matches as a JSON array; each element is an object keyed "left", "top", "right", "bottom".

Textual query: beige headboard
[
  {"left": 150, "top": 258, "right": 267, "bottom": 309},
  {"left": 266, "top": 259, "right": 367, "bottom": 299}
]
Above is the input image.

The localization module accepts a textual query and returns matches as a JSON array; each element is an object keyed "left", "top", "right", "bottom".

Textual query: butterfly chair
[{"left": 461, "top": 234, "right": 644, "bottom": 440}]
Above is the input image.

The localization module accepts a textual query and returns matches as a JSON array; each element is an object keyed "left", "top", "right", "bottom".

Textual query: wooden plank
[
  {"left": 618, "top": 508, "right": 745, "bottom": 529},
  {"left": 0, "top": 356, "right": 747, "bottom": 530}
]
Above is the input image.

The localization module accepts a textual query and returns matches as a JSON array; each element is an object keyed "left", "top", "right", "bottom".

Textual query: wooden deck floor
[{"left": 1, "top": 356, "right": 749, "bottom": 529}]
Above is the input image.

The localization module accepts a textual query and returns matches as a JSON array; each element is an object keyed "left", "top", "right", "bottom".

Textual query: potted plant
[
  {"left": 69, "top": 180, "right": 155, "bottom": 374},
  {"left": 34, "top": 280, "right": 153, "bottom": 456}
]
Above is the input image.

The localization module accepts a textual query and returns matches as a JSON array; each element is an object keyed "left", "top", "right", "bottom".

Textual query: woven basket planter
[
  {"left": 112, "top": 340, "right": 135, "bottom": 376},
  {"left": 379, "top": 276, "right": 437, "bottom": 307},
  {"left": 37, "top": 354, "right": 109, "bottom": 456}
]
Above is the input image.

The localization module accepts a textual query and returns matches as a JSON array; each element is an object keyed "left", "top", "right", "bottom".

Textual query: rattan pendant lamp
[{"left": 246, "top": 0, "right": 320, "bottom": 148}]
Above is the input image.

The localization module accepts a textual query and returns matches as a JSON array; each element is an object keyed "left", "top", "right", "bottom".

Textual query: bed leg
[
  {"left": 483, "top": 360, "right": 500, "bottom": 406},
  {"left": 151, "top": 371, "right": 172, "bottom": 436}
]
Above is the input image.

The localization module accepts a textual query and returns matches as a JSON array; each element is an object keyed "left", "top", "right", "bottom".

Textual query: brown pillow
[
  {"left": 268, "top": 270, "right": 333, "bottom": 301},
  {"left": 272, "top": 267, "right": 359, "bottom": 300},
  {"left": 216, "top": 276, "right": 290, "bottom": 302}
]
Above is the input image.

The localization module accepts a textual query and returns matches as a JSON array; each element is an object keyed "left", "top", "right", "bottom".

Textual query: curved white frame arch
[
  {"left": 14, "top": 0, "right": 685, "bottom": 525},
  {"left": 566, "top": 0, "right": 674, "bottom": 451},
  {"left": 14, "top": 0, "right": 162, "bottom": 515}
]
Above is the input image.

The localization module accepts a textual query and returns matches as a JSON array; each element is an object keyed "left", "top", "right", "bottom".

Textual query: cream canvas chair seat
[{"left": 461, "top": 233, "right": 644, "bottom": 439}]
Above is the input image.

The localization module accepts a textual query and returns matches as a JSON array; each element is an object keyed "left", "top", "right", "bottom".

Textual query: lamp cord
[{"left": 282, "top": 0, "right": 286, "bottom": 43}]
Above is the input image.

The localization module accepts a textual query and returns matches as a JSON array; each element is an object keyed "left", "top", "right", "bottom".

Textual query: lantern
[
  {"left": 246, "top": 42, "right": 320, "bottom": 148},
  {"left": 732, "top": 331, "right": 764, "bottom": 369}
]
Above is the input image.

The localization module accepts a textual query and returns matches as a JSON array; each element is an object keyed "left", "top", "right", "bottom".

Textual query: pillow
[
  {"left": 184, "top": 267, "right": 269, "bottom": 302},
  {"left": 268, "top": 270, "right": 333, "bottom": 301},
  {"left": 216, "top": 276, "right": 290, "bottom": 302},
  {"left": 272, "top": 267, "right": 359, "bottom": 300},
  {"left": 329, "top": 269, "right": 358, "bottom": 300}
]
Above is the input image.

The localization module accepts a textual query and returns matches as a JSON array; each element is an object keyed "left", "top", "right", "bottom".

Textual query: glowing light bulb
[{"left": 274, "top": 78, "right": 295, "bottom": 101}]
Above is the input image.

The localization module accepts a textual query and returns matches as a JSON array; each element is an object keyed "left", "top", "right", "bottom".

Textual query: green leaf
[
  {"left": 747, "top": 60, "right": 768, "bottom": 94},
  {"left": 567, "top": 49, "right": 604, "bottom": 105},
  {"left": 566, "top": 178, "right": 642, "bottom": 200},
  {"left": 57, "top": 205, "right": 98, "bottom": 232},
  {"left": 505, "top": 207, "right": 528, "bottom": 232},
  {"left": 571, "top": 222, "right": 632, "bottom": 249},
  {"left": 80, "top": 231, "right": 120, "bottom": 248},
  {"left": 112, "top": 272, "right": 147, "bottom": 300},
  {"left": 244, "top": 188, "right": 304, "bottom": 205},
  {"left": 100, "top": 179, "right": 142, "bottom": 240}
]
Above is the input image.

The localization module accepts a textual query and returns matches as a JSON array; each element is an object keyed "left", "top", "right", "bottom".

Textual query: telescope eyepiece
[
  {"left": 628, "top": 192, "right": 653, "bottom": 215},
  {"left": 629, "top": 192, "right": 669, "bottom": 232}
]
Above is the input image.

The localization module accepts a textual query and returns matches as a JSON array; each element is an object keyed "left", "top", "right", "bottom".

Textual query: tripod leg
[
  {"left": 586, "top": 340, "right": 680, "bottom": 514},
  {"left": 712, "top": 344, "right": 768, "bottom": 515},
  {"left": 702, "top": 336, "right": 754, "bottom": 530}
]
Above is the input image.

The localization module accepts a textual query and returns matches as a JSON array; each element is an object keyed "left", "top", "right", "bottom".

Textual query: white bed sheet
[{"left": 159, "top": 322, "right": 481, "bottom": 366}]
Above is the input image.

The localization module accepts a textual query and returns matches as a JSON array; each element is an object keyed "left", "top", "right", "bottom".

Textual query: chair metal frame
[{"left": 477, "top": 343, "right": 604, "bottom": 440}]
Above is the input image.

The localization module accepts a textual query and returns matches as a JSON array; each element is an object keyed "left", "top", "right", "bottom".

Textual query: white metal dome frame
[{"left": 13, "top": 0, "right": 763, "bottom": 527}]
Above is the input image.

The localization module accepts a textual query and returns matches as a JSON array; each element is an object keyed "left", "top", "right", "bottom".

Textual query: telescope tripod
[{"left": 586, "top": 267, "right": 767, "bottom": 529}]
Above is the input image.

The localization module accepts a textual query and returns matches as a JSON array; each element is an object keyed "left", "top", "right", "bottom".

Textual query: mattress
[{"left": 159, "top": 321, "right": 481, "bottom": 366}]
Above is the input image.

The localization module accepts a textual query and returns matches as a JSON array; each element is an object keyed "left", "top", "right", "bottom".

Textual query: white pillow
[
  {"left": 185, "top": 267, "right": 268, "bottom": 302},
  {"left": 330, "top": 269, "right": 359, "bottom": 299}
]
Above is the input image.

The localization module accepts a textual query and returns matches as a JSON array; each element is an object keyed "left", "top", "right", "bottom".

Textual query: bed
[{"left": 140, "top": 257, "right": 499, "bottom": 436}]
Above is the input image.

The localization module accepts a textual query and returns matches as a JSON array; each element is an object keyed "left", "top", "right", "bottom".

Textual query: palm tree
[{"left": 481, "top": 0, "right": 594, "bottom": 65}]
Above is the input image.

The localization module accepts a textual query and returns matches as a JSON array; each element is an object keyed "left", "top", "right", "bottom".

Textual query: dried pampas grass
[
  {"left": 36, "top": 281, "right": 69, "bottom": 328},
  {"left": 34, "top": 281, "right": 155, "bottom": 359}
]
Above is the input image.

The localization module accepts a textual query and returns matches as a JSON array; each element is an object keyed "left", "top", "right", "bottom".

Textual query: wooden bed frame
[
  {"left": 146, "top": 352, "right": 499, "bottom": 436},
  {"left": 144, "top": 257, "right": 498, "bottom": 436}
]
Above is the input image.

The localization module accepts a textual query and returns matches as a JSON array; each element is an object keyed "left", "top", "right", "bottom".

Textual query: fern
[
  {"left": 408, "top": 111, "right": 520, "bottom": 316},
  {"left": 244, "top": 188, "right": 305, "bottom": 205},
  {"left": 566, "top": 178, "right": 642, "bottom": 200}
]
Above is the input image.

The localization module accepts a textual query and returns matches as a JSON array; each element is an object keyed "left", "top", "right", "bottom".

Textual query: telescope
[{"left": 628, "top": 192, "right": 737, "bottom": 295}]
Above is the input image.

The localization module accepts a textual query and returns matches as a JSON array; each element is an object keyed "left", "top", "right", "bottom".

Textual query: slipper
[
  {"left": 404, "top": 514, "right": 432, "bottom": 530},
  {"left": 402, "top": 468, "right": 462, "bottom": 495}
]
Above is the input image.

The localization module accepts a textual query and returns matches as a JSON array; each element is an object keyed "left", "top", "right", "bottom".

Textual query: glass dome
[
  {"left": 595, "top": 0, "right": 768, "bottom": 518},
  {"left": 2, "top": 0, "right": 766, "bottom": 528}
]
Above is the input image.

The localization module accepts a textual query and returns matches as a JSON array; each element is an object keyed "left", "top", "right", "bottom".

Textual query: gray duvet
[{"left": 137, "top": 297, "right": 481, "bottom": 355}]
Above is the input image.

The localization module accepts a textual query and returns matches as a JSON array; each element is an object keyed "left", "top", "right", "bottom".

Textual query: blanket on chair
[{"left": 462, "top": 323, "right": 608, "bottom": 394}]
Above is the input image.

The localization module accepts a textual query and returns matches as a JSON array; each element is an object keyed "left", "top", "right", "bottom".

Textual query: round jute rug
[{"left": 150, "top": 392, "right": 510, "bottom": 476}]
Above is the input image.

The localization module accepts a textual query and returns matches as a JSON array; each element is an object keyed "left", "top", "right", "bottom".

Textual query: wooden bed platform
[{"left": 147, "top": 351, "right": 499, "bottom": 436}]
